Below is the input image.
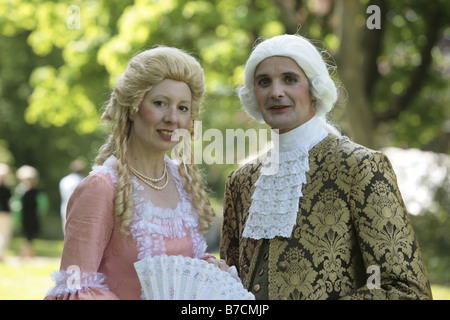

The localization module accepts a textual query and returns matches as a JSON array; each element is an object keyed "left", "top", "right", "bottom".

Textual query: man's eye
[
  {"left": 285, "top": 76, "right": 298, "bottom": 84},
  {"left": 257, "top": 78, "right": 271, "bottom": 87}
]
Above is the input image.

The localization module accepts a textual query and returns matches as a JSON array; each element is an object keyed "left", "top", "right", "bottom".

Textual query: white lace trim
[
  {"left": 47, "top": 156, "right": 207, "bottom": 298},
  {"left": 46, "top": 270, "right": 109, "bottom": 297},
  {"left": 92, "top": 155, "right": 207, "bottom": 260},
  {"left": 90, "top": 156, "right": 118, "bottom": 186},
  {"left": 243, "top": 116, "right": 328, "bottom": 239}
]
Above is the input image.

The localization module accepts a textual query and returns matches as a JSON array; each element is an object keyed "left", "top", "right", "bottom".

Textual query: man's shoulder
[{"left": 314, "top": 134, "right": 380, "bottom": 162}]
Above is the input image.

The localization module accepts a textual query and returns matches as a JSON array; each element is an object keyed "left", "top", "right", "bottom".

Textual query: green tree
[
  {"left": 0, "top": 0, "right": 449, "bottom": 239},
  {"left": 273, "top": 0, "right": 450, "bottom": 150}
]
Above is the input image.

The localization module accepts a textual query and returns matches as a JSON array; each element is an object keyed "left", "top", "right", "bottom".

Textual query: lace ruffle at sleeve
[
  {"left": 45, "top": 269, "right": 116, "bottom": 300},
  {"left": 45, "top": 171, "right": 119, "bottom": 300}
]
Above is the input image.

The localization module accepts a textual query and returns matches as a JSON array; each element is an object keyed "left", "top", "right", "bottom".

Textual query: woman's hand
[{"left": 201, "top": 254, "right": 229, "bottom": 272}]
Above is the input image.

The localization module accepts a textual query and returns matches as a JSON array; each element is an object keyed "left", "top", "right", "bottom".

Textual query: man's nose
[{"left": 270, "top": 81, "right": 285, "bottom": 99}]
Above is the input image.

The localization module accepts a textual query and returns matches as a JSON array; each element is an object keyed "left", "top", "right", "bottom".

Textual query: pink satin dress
[{"left": 45, "top": 156, "right": 208, "bottom": 300}]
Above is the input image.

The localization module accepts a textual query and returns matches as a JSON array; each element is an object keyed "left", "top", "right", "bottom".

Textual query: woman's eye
[
  {"left": 179, "top": 105, "right": 190, "bottom": 112},
  {"left": 153, "top": 100, "right": 166, "bottom": 107}
]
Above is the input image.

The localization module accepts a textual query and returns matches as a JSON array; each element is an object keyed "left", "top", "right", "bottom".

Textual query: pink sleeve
[{"left": 45, "top": 173, "right": 119, "bottom": 300}]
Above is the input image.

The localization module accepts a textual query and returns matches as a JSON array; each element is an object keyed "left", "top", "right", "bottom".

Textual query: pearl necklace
[
  {"left": 130, "top": 163, "right": 169, "bottom": 191},
  {"left": 130, "top": 162, "right": 167, "bottom": 182}
]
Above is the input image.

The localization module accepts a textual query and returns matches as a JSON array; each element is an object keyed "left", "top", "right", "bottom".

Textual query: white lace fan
[{"left": 134, "top": 255, "right": 255, "bottom": 300}]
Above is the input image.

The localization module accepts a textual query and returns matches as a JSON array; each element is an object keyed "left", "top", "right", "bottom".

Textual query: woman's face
[
  {"left": 254, "top": 56, "right": 315, "bottom": 133},
  {"left": 130, "top": 79, "right": 192, "bottom": 154}
]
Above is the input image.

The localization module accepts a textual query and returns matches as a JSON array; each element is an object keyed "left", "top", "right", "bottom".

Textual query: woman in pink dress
[{"left": 45, "top": 46, "right": 220, "bottom": 299}]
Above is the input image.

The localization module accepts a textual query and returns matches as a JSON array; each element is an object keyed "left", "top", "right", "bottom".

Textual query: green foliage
[
  {"left": 410, "top": 175, "right": 450, "bottom": 284},
  {"left": 368, "top": 1, "right": 450, "bottom": 149},
  {"left": 0, "top": 0, "right": 449, "bottom": 270}
]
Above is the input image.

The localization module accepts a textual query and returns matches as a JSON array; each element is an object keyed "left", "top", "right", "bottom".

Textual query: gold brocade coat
[{"left": 220, "top": 134, "right": 432, "bottom": 300}]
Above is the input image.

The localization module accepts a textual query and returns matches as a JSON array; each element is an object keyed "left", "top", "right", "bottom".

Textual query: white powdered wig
[{"left": 237, "top": 34, "right": 341, "bottom": 136}]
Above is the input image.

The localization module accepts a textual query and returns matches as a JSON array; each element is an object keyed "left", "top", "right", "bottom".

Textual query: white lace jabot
[{"left": 243, "top": 116, "right": 328, "bottom": 240}]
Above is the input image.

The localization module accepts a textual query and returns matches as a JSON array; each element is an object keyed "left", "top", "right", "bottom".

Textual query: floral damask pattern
[
  {"left": 220, "top": 134, "right": 432, "bottom": 300},
  {"left": 277, "top": 247, "right": 318, "bottom": 299}
]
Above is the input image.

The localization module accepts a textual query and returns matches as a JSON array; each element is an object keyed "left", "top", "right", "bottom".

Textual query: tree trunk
[{"left": 334, "top": 0, "right": 376, "bottom": 148}]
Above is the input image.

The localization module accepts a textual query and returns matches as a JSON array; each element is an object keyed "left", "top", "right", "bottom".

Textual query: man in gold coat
[{"left": 220, "top": 34, "right": 432, "bottom": 300}]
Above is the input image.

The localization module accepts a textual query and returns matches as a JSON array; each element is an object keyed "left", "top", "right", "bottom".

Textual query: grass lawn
[
  {"left": 0, "top": 238, "right": 63, "bottom": 300},
  {"left": 1, "top": 237, "right": 449, "bottom": 300},
  {"left": 0, "top": 256, "right": 60, "bottom": 299}
]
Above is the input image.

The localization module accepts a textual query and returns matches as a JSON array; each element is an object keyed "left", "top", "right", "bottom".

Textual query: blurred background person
[
  {"left": 0, "top": 163, "right": 12, "bottom": 262},
  {"left": 16, "top": 165, "right": 48, "bottom": 258},
  {"left": 59, "top": 159, "right": 85, "bottom": 234}
]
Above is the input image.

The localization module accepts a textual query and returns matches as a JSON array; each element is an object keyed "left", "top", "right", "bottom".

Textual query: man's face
[{"left": 254, "top": 56, "right": 315, "bottom": 133}]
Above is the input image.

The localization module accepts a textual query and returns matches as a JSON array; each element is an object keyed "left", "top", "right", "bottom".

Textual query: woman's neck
[{"left": 126, "top": 148, "right": 166, "bottom": 179}]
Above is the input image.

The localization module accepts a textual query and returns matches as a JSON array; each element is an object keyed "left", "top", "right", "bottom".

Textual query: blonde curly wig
[{"left": 95, "top": 46, "right": 215, "bottom": 234}]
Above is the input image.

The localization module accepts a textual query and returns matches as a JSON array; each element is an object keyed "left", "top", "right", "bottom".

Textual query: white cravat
[{"left": 243, "top": 116, "right": 329, "bottom": 240}]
